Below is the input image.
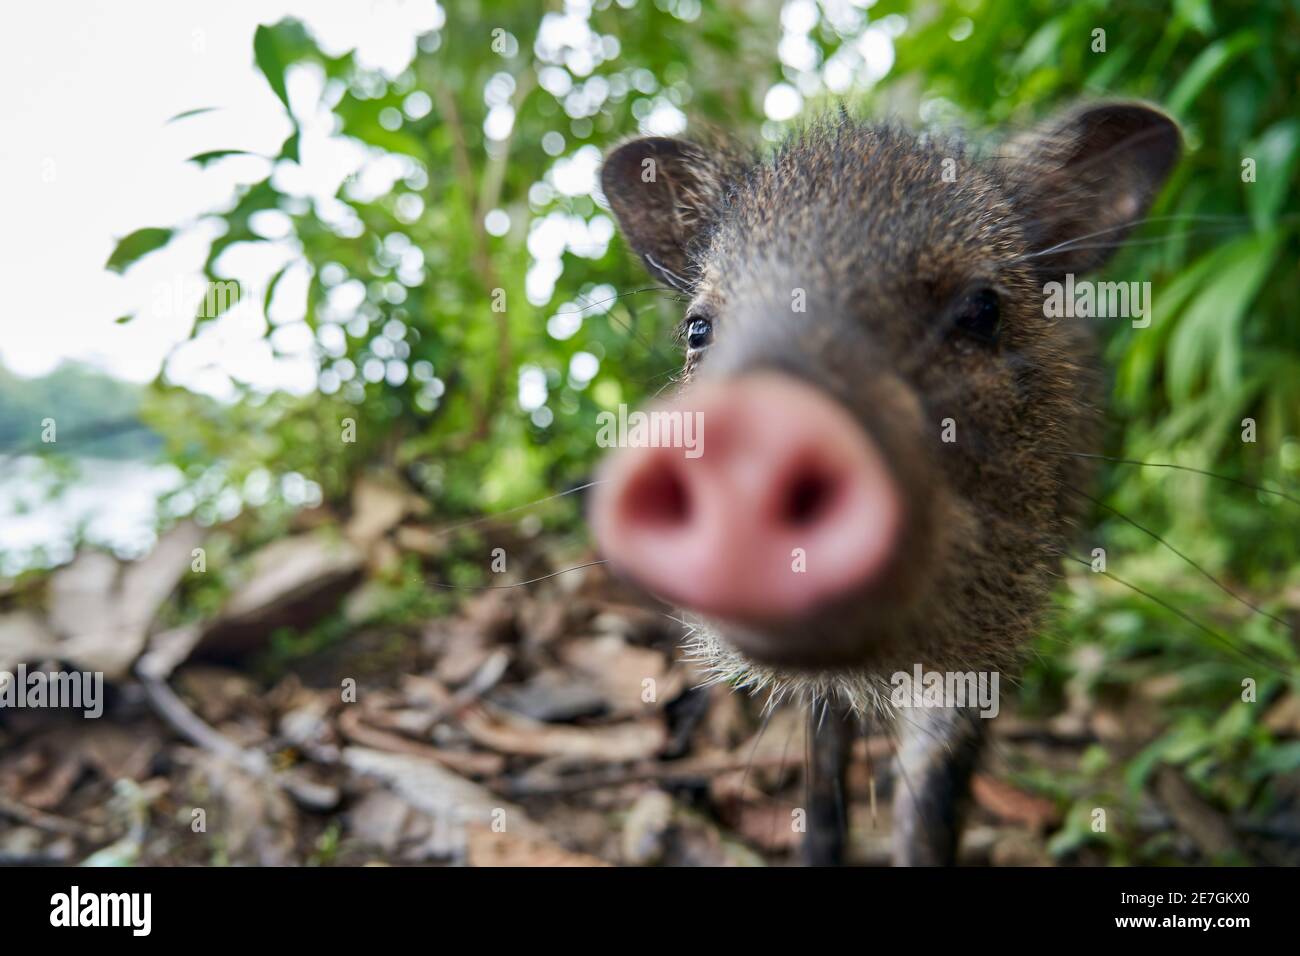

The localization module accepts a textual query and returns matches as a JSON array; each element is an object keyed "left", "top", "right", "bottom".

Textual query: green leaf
[
  {"left": 264, "top": 262, "right": 291, "bottom": 318},
  {"left": 1173, "top": 0, "right": 1214, "bottom": 35},
  {"left": 279, "top": 129, "right": 300, "bottom": 164},
  {"left": 1249, "top": 742, "right": 1300, "bottom": 778},
  {"left": 1245, "top": 119, "right": 1300, "bottom": 230},
  {"left": 1011, "top": 17, "right": 1065, "bottom": 75},
  {"left": 253, "top": 23, "right": 305, "bottom": 165},
  {"left": 1112, "top": 240, "right": 1222, "bottom": 407},
  {"left": 1084, "top": 43, "right": 1135, "bottom": 90},
  {"left": 167, "top": 106, "right": 219, "bottom": 124},
  {"left": 1166, "top": 232, "right": 1280, "bottom": 402},
  {"left": 200, "top": 178, "right": 282, "bottom": 275},
  {"left": 105, "top": 227, "right": 174, "bottom": 274},
  {"left": 303, "top": 269, "right": 321, "bottom": 330},
  {"left": 186, "top": 149, "right": 256, "bottom": 168},
  {"left": 1126, "top": 721, "right": 1210, "bottom": 794},
  {"left": 194, "top": 279, "right": 244, "bottom": 326},
  {"left": 1166, "top": 31, "right": 1257, "bottom": 116},
  {"left": 254, "top": 24, "right": 292, "bottom": 110}
]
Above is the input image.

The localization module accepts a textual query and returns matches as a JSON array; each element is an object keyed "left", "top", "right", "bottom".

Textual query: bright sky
[{"left": 0, "top": 0, "right": 442, "bottom": 389}]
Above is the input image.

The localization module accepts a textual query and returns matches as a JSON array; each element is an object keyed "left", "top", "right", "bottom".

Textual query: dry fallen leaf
[
  {"left": 559, "top": 634, "right": 682, "bottom": 715},
  {"left": 729, "top": 800, "right": 804, "bottom": 853},
  {"left": 183, "top": 750, "right": 298, "bottom": 866},
  {"left": 7, "top": 522, "right": 205, "bottom": 679},
  {"left": 971, "top": 774, "right": 1060, "bottom": 831},
  {"left": 77, "top": 723, "right": 162, "bottom": 783},
  {"left": 1263, "top": 693, "right": 1300, "bottom": 736},
  {"left": 621, "top": 788, "right": 675, "bottom": 865},
  {"left": 467, "top": 826, "right": 609, "bottom": 866},
  {"left": 342, "top": 744, "right": 597, "bottom": 866}
]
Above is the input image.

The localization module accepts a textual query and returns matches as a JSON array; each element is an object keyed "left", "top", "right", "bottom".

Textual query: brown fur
[{"left": 600, "top": 104, "right": 1180, "bottom": 709}]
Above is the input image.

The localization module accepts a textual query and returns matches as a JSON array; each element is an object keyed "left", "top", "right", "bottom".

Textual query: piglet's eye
[
  {"left": 685, "top": 315, "right": 714, "bottom": 351},
  {"left": 951, "top": 288, "right": 1000, "bottom": 346}
]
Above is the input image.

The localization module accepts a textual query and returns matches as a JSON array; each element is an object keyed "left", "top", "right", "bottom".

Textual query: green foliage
[
  {"left": 104, "top": 227, "right": 174, "bottom": 274},
  {"left": 106, "top": 2, "right": 809, "bottom": 520}
]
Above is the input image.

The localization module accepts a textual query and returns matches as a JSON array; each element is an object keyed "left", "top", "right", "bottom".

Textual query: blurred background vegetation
[{"left": 4, "top": 0, "right": 1299, "bottom": 863}]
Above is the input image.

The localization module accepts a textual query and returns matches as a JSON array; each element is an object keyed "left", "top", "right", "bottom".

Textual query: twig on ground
[
  {"left": 336, "top": 706, "right": 505, "bottom": 777},
  {"left": 1154, "top": 765, "right": 1249, "bottom": 861},
  {"left": 499, "top": 751, "right": 812, "bottom": 796},
  {"left": 0, "top": 792, "right": 103, "bottom": 842},
  {"left": 136, "top": 667, "right": 269, "bottom": 776}
]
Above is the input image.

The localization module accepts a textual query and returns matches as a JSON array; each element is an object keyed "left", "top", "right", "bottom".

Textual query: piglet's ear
[
  {"left": 1003, "top": 102, "right": 1181, "bottom": 277},
  {"left": 600, "top": 137, "right": 731, "bottom": 292}
]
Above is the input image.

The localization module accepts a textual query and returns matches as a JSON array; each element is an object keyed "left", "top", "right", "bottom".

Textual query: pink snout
[{"left": 591, "top": 374, "right": 902, "bottom": 623}]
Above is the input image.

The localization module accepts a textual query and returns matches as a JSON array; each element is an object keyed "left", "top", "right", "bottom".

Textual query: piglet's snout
[{"left": 591, "top": 373, "right": 902, "bottom": 623}]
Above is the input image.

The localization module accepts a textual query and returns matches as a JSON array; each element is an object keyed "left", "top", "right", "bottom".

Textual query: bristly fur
[
  {"left": 680, "top": 614, "right": 898, "bottom": 720},
  {"left": 600, "top": 105, "right": 1179, "bottom": 715}
]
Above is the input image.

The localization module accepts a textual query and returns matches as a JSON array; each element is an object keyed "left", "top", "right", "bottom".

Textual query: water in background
[{"left": 0, "top": 456, "right": 182, "bottom": 577}]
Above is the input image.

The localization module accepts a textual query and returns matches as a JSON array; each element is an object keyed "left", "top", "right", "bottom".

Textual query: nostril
[
  {"left": 624, "top": 460, "right": 691, "bottom": 528},
  {"left": 780, "top": 466, "right": 840, "bottom": 528},
  {"left": 593, "top": 375, "right": 908, "bottom": 626}
]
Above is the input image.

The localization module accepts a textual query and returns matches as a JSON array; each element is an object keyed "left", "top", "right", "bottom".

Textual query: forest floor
[{"left": 2, "top": 478, "right": 1295, "bottom": 867}]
